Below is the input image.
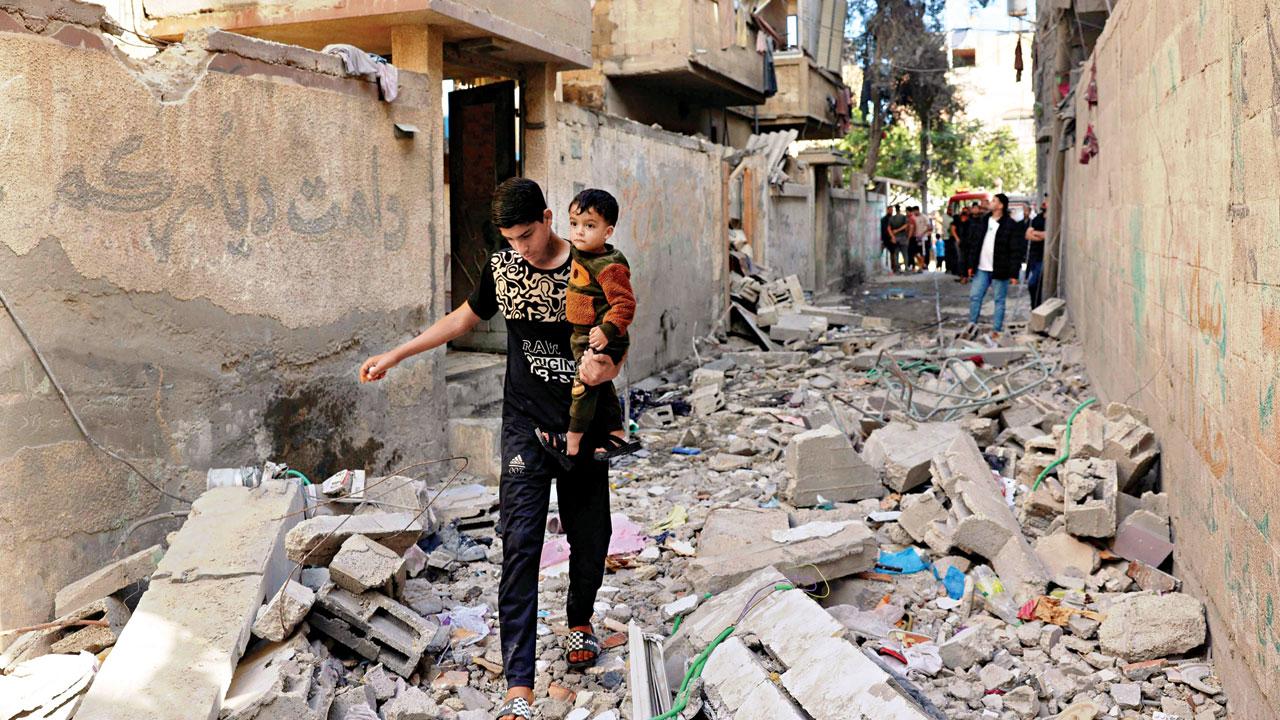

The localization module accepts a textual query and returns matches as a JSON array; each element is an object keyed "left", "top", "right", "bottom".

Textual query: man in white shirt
[{"left": 966, "top": 193, "right": 1025, "bottom": 338}]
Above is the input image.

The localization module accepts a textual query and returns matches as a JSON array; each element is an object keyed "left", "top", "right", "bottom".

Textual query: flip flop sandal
[
  {"left": 564, "top": 629, "right": 602, "bottom": 671},
  {"left": 535, "top": 428, "right": 574, "bottom": 470},
  {"left": 494, "top": 697, "right": 533, "bottom": 720},
  {"left": 593, "top": 434, "right": 642, "bottom": 461}
]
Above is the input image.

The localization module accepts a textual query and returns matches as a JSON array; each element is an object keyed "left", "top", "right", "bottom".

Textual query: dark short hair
[
  {"left": 569, "top": 188, "right": 619, "bottom": 226},
  {"left": 993, "top": 193, "right": 1009, "bottom": 213},
  {"left": 491, "top": 177, "right": 548, "bottom": 229}
]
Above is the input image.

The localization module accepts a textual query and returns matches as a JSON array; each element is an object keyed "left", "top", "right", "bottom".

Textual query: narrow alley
[{"left": 1, "top": 0, "right": 1276, "bottom": 719}]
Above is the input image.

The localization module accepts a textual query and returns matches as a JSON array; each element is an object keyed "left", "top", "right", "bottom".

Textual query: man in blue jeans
[
  {"left": 965, "top": 193, "right": 1026, "bottom": 338},
  {"left": 1025, "top": 196, "right": 1048, "bottom": 308}
]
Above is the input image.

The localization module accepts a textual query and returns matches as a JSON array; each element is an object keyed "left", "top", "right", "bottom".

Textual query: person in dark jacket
[
  {"left": 960, "top": 200, "right": 986, "bottom": 283},
  {"left": 948, "top": 206, "right": 971, "bottom": 280},
  {"left": 966, "top": 193, "right": 1026, "bottom": 336}
]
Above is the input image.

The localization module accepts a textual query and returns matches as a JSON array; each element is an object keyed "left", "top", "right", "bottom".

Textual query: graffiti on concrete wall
[{"left": 50, "top": 114, "right": 408, "bottom": 262}]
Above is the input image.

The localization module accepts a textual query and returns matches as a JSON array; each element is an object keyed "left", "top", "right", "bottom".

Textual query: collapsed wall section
[
  {"left": 1060, "top": 0, "right": 1279, "bottom": 713},
  {"left": 0, "top": 0, "right": 444, "bottom": 637}
]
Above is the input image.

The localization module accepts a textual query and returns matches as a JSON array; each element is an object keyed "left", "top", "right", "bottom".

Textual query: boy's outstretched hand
[
  {"left": 588, "top": 326, "right": 609, "bottom": 351},
  {"left": 359, "top": 352, "right": 398, "bottom": 383}
]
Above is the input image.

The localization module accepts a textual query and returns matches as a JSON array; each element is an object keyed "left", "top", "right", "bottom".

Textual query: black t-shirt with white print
[{"left": 468, "top": 247, "right": 577, "bottom": 431}]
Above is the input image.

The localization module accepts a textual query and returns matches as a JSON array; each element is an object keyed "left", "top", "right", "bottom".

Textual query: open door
[{"left": 449, "top": 80, "right": 517, "bottom": 351}]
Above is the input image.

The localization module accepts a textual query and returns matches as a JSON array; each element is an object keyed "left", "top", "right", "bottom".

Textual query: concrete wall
[
  {"left": 765, "top": 183, "right": 816, "bottom": 288},
  {"left": 831, "top": 187, "right": 882, "bottom": 287},
  {"left": 1059, "top": 0, "right": 1279, "bottom": 712},
  {"left": 0, "top": 4, "right": 444, "bottom": 633},
  {"left": 543, "top": 103, "right": 727, "bottom": 380}
]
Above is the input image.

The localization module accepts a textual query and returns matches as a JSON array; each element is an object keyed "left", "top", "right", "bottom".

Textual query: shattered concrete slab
[
  {"left": 1111, "top": 509, "right": 1174, "bottom": 567},
  {"left": 700, "top": 637, "right": 806, "bottom": 719},
  {"left": 861, "top": 421, "right": 967, "bottom": 492},
  {"left": 76, "top": 482, "right": 303, "bottom": 720},
  {"left": 54, "top": 544, "right": 164, "bottom": 617},
  {"left": 688, "top": 518, "right": 876, "bottom": 594},
  {"left": 1, "top": 597, "right": 131, "bottom": 670},
  {"left": 783, "top": 424, "right": 883, "bottom": 505},
  {"left": 931, "top": 434, "right": 1049, "bottom": 603},
  {"left": 1033, "top": 532, "right": 1100, "bottom": 579},
  {"left": 1101, "top": 403, "right": 1159, "bottom": 490},
  {"left": 696, "top": 507, "right": 789, "bottom": 558},
  {"left": 669, "top": 566, "right": 931, "bottom": 720},
  {"left": 221, "top": 633, "right": 336, "bottom": 720},
  {"left": 286, "top": 512, "right": 423, "bottom": 566}
]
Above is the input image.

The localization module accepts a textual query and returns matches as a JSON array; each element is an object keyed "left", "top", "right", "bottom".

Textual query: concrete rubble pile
[
  {"left": 612, "top": 296, "right": 1228, "bottom": 720},
  {"left": 1, "top": 300, "right": 1229, "bottom": 720}
]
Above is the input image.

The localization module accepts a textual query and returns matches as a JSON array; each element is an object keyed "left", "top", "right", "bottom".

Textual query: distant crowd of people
[{"left": 879, "top": 194, "right": 1049, "bottom": 339}]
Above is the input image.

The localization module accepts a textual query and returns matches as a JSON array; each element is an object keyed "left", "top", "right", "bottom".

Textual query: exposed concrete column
[
  {"left": 812, "top": 166, "right": 832, "bottom": 293},
  {"left": 391, "top": 23, "right": 447, "bottom": 320},
  {"left": 522, "top": 62, "right": 558, "bottom": 185}
]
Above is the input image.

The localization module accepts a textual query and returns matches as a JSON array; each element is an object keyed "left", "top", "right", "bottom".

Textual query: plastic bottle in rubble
[{"left": 971, "top": 565, "right": 1020, "bottom": 625}]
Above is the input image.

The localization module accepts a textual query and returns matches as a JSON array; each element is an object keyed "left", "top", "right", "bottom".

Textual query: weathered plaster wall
[
  {"left": 766, "top": 183, "right": 816, "bottom": 288},
  {"left": 543, "top": 103, "right": 727, "bottom": 380},
  {"left": 831, "top": 187, "right": 882, "bottom": 288},
  {"left": 1060, "top": 0, "right": 1279, "bottom": 712},
  {"left": 0, "top": 4, "right": 444, "bottom": 634}
]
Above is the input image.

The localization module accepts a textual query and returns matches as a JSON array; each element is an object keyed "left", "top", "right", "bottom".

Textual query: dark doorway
[{"left": 448, "top": 80, "right": 517, "bottom": 350}]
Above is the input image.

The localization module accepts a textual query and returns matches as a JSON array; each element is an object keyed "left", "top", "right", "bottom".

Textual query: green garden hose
[
  {"left": 651, "top": 584, "right": 795, "bottom": 720},
  {"left": 1032, "top": 397, "right": 1097, "bottom": 491},
  {"left": 284, "top": 468, "right": 312, "bottom": 485}
]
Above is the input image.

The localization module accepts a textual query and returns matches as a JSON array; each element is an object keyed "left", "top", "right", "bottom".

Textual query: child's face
[{"left": 568, "top": 205, "right": 614, "bottom": 253}]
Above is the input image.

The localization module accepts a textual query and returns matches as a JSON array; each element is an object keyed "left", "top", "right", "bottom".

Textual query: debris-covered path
[{"left": 4, "top": 269, "right": 1229, "bottom": 720}]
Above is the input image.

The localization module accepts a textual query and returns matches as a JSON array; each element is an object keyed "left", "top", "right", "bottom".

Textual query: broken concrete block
[
  {"left": 688, "top": 384, "right": 726, "bottom": 417},
  {"left": 707, "top": 453, "right": 753, "bottom": 472},
  {"left": 1110, "top": 682, "right": 1142, "bottom": 709},
  {"left": 931, "top": 435, "right": 1049, "bottom": 604},
  {"left": 861, "top": 421, "right": 967, "bottom": 492},
  {"left": 1029, "top": 298, "right": 1066, "bottom": 333},
  {"left": 1063, "top": 457, "right": 1118, "bottom": 538},
  {"left": 329, "top": 535, "right": 406, "bottom": 595},
  {"left": 1125, "top": 559, "right": 1180, "bottom": 592},
  {"left": 697, "top": 508, "right": 789, "bottom": 557},
  {"left": 286, "top": 512, "right": 424, "bottom": 566},
  {"left": 897, "top": 492, "right": 946, "bottom": 545},
  {"left": 54, "top": 544, "right": 164, "bottom": 617},
  {"left": 778, "top": 636, "right": 932, "bottom": 719},
  {"left": 77, "top": 482, "right": 303, "bottom": 720},
  {"left": 1047, "top": 312, "right": 1070, "bottom": 338},
  {"left": 1112, "top": 509, "right": 1174, "bottom": 567},
  {"left": 1099, "top": 593, "right": 1206, "bottom": 661},
  {"left": 381, "top": 686, "right": 439, "bottom": 720},
  {"left": 1034, "top": 532, "right": 1100, "bottom": 579},
  {"left": 701, "top": 637, "right": 807, "bottom": 720},
  {"left": 690, "top": 368, "right": 726, "bottom": 391},
  {"left": 939, "top": 626, "right": 994, "bottom": 670},
  {"left": 1101, "top": 403, "right": 1159, "bottom": 490},
  {"left": 1001, "top": 401, "right": 1047, "bottom": 430},
  {"left": 252, "top": 579, "right": 316, "bottom": 642},
  {"left": 309, "top": 585, "right": 434, "bottom": 678},
  {"left": 639, "top": 405, "right": 675, "bottom": 427},
  {"left": 783, "top": 424, "right": 883, "bottom": 506},
  {"left": 1066, "top": 408, "right": 1105, "bottom": 458},
  {"left": 688, "top": 520, "right": 876, "bottom": 594},
  {"left": 329, "top": 683, "right": 377, "bottom": 720},
  {"left": 222, "top": 633, "right": 336, "bottom": 720},
  {"left": 768, "top": 313, "right": 827, "bottom": 343},
  {"left": 796, "top": 304, "right": 859, "bottom": 327}
]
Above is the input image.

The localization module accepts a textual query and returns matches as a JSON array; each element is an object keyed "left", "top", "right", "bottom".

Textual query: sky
[{"left": 944, "top": 0, "right": 1038, "bottom": 32}]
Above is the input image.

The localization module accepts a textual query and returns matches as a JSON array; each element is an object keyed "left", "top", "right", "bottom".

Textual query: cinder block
[{"left": 309, "top": 585, "right": 435, "bottom": 678}]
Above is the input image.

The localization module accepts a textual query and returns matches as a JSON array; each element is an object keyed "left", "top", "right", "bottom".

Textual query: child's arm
[{"left": 588, "top": 261, "right": 636, "bottom": 350}]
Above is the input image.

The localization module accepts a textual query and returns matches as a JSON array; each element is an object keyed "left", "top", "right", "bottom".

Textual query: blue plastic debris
[
  {"left": 943, "top": 566, "right": 965, "bottom": 599},
  {"left": 876, "top": 547, "right": 928, "bottom": 575},
  {"left": 671, "top": 446, "right": 701, "bottom": 456}
]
